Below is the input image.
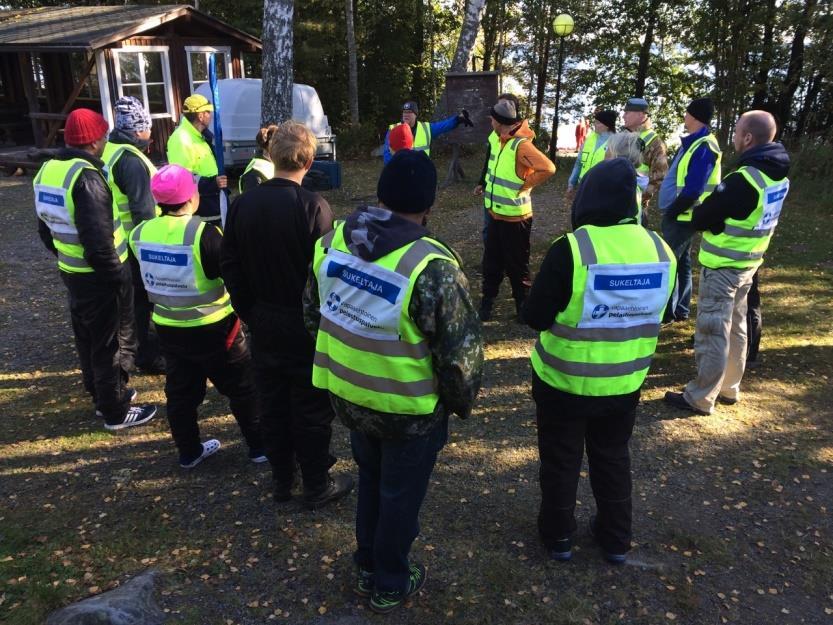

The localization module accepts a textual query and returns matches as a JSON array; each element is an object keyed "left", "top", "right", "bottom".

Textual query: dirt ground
[{"left": 1, "top": 155, "right": 832, "bottom": 625}]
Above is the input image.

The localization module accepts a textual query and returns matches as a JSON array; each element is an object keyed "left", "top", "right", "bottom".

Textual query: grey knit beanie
[{"left": 114, "top": 96, "right": 152, "bottom": 134}]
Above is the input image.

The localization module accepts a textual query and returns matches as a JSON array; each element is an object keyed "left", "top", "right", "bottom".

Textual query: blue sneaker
[
  {"left": 549, "top": 537, "right": 572, "bottom": 562},
  {"left": 589, "top": 516, "right": 627, "bottom": 565}
]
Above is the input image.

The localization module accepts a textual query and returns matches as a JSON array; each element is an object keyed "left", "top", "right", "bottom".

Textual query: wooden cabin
[{"left": 0, "top": 4, "right": 261, "bottom": 161}]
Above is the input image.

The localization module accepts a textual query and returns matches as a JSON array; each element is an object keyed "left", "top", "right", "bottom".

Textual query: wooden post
[
  {"left": 43, "top": 54, "right": 96, "bottom": 147},
  {"left": 17, "top": 52, "right": 44, "bottom": 148}
]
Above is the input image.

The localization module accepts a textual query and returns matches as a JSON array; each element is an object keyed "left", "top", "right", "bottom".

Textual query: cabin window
[
  {"left": 186, "top": 47, "right": 232, "bottom": 92},
  {"left": 112, "top": 47, "right": 174, "bottom": 119},
  {"left": 69, "top": 53, "right": 100, "bottom": 102}
]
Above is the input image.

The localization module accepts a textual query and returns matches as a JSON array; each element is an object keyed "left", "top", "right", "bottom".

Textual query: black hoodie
[
  {"left": 685, "top": 142, "right": 791, "bottom": 233},
  {"left": 107, "top": 128, "right": 157, "bottom": 227}
]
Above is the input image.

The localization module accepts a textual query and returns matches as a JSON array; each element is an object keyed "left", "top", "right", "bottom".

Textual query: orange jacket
[{"left": 490, "top": 120, "right": 556, "bottom": 221}]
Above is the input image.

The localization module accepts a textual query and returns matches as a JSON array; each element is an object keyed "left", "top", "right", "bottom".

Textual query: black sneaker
[
  {"left": 104, "top": 404, "right": 156, "bottom": 431},
  {"left": 514, "top": 298, "right": 526, "bottom": 324},
  {"left": 248, "top": 448, "right": 268, "bottom": 464},
  {"left": 354, "top": 567, "right": 374, "bottom": 598},
  {"left": 663, "top": 391, "right": 710, "bottom": 416},
  {"left": 716, "top": 394, "right": 738, "bottom": 406},
  {"left": 588, "top": 516, "right": 626, "bottom": 565},
  {"left": 95, "top": 388, "right": 137, "bottom": 418},
  {"left": 369, "top": 563, "right": 427, "bottom": 614},
  {"left": 303, "top": 474, "right": 354, "bottom": 510},
  {"left": 548, "top": 537, "right": 572, "bottom": 562}
]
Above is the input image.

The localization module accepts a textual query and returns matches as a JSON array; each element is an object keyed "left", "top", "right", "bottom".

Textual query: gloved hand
[{"left": 458, "top": 109, "right": 474, "bottom": 127}]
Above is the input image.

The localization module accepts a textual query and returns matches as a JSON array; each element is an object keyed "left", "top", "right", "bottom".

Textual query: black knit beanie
[
  {"left": 687, "top": 97, "right": 714, "bottom": 125},
  {"left": 377, "top": 150, "right": 437, "bottom": 214}
]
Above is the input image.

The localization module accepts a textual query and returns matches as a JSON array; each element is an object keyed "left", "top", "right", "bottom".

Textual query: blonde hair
[
  {"left": 268, "top": 121, "right": 317, "bottom": 171},
  {"left": 605, "top": 132, "right": 643, "bottom": 169}
]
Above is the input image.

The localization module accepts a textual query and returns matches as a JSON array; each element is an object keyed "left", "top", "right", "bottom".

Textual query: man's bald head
[{"left": 734, "top": 110, "right": 777, "bottom": 154}]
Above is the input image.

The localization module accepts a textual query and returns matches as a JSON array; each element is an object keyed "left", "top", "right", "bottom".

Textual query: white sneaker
[
  {"left": 180, "top": 439, "right": 221, "bottom": 469},
  {"left": 95, "top": 388, "right": 137, "bottom": 418},
  {"left": 104, "top": 404, "right": 156, "bottom": 431}
]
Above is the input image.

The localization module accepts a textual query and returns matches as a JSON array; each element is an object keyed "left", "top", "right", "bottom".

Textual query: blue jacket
[
  {"left": 383, "top": 115, "right": 460, "bottom": 164},
  {"left": 658, "top": 126, "right": 718, "bottom": 212}
]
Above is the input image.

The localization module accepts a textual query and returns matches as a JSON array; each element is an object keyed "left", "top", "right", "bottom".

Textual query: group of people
[{"left": 33, "top": 87, "right": 789, "bottom": 613}]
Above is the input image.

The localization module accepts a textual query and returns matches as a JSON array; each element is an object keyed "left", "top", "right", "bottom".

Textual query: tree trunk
[
  {"left": 450, "top": 0, "right": 487, "bottom": 72},
  {"left": 634, "top": 0, "right": 660, "bottom": 97},
  {"left": 345, "top": 0, "right": 359, "bottom": 125},
  {"left": 750, "top": 0, "right": 776, "bottom": 109},
  {"left": 776, "top": 0, "right": 818, "bottom": 133},
  {"left": 533, "top": 16, "right": 552, "bottom": 134},
  {"left": 261, "top": 0, "right": 294, "bottom": 125}
]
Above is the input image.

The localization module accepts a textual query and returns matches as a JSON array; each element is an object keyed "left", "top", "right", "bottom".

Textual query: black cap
[
  {"left": 572, "top": 158, "right": 638, "bottom": 228},
  {"left": 377, "top": 150, "right": 437, "bottom": 214},
  {"left": 686, "top": 97, "right": 714, "bottom": 125},
  {"left": 594, "top": 110, "right": 617, "bottom": 132},
  {"left": 402, "top": 101, "right": 419, "bottom": 115},
  {"left": 624, "top": 97, "right": 649, "bottom": 113}
]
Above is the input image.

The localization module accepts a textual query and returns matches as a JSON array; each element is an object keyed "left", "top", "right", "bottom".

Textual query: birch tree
[
  {"left": 450, "top": 0, "right": 487, "bottom": 72},
  {"left": 262, "top": 0, "right": 294, "bottom": 125},
  {"left": 345, "top": 0, "right": 359, "bottom": 125}
]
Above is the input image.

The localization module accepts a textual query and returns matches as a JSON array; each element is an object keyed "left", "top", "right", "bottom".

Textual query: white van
[{"left": 195, "top": 79, "right": 336, "bottom": 169}]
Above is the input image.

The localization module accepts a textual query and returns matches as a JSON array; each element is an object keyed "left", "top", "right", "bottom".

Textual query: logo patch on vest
[
  {"left": 593, "top": 272, "right": 662, "bottom": 290},
  {"left": 38, "top": 191, "right": 64, "bottom": 207},
  {"left": 140, "top": 249, "right": 188, "bottom": 266},
  {"left": 327, "top": 261, "right": 401, "bottom": 305}
]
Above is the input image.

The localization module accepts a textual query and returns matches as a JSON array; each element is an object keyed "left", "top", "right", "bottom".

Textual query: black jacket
[
  {"left": 684, "top": 142, "right": 791, "bottom": 233},
  {"left": 37, "top": 148, "right": 126, "bottom": 282},
  {"left": 107, "top": 128, "right": 157, "bottom": 227},
  {"left": 220, "top": 177, "right": 334, "bottom": 323},
  {"left": 523, "top": 158, "right": 662, "bottom": 411}
]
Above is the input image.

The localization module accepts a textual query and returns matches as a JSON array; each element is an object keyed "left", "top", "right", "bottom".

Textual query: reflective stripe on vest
[
  {"left": 34, "top": 158, "right": 128, "bottom": 274},
  {"left": 698, "top": 166, "right": 789, "bottom": 270},
  {"left": 389, "top": 122, "right": 432, "bottom": 155},
  {"left": 636, "top": 129, "right": 658, "bottom": 176},
  {"left": 130, "top": 215, "right": 232, "bottom": 327},
  {"left": 311, "top": 220, "right": 459, "bottom": 415},
  {"left": 484, "top": 136, "right": 531, "bottom": 217},
  {"left": 674, "top": 134, "right": 722, "bottom": 222},
  {"left": 166, "top": 117, "right": 218, "bottom": 177},
  {"left": 530, "top": 225, "right": 676, "bottom": 396},
  {"left": 102, "top": 142, "right": 159, "bottom": 235},
  {"left": 577, "top": 132, "right": 608, "bottom": 181},
  {"left": 238, "top": 157, "right": 275, "bottom": 193}
]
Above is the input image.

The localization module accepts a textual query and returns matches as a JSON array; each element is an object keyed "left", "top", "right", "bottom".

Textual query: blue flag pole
[{"left": 208, "top": 53, "right": 228, "bottom": 226}]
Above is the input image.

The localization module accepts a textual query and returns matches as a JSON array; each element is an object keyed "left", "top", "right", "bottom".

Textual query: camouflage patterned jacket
[
  {"left": 638, "top": 125, "right": 669, "bottom": 208},
  {"left": 303, "top": 206, "right": 484, "bottom": 439}
]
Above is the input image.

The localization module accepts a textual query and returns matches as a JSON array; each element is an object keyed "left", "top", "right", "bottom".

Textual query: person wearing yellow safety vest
[
  {"left": 664, "top": 111, "right": 789, "bottom": 416},
  {"left": 34, "top": 108, "right": 157, "bottom": 431},
  {"left": 565, "top": 109, "right": 617, "bottom": 201},
  {"left": 523, "top": 158, "right": 676, "bottom": 565},
  {"left": 657, "top": 98, "right": 722, "bottom": 324},
  {"left": 382, "top": 100, "right": 472, "bottom": 164},
  {"left": 304, "top": 150, "right": 483, "bottom": 613},
  {"left": 166, "top": 94, "right": 227, "bottom": 223},
  {"left": 622, "top": 97, "right": 668, "bottom": 217},
  {"left": 238, "top": 125, "right": 278, "bottom": 194},
  {"left": 130, "top": 164, "right": 265, "bottom": 468},
  {"left": 103, "top": 96, "right": 164, "bottom": 374},
  {"left": 477, "top": 97, "right": 555, "bottom": 322}
]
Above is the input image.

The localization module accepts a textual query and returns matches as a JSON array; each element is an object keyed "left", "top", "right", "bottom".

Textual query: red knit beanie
[
  {"left": 389, "top": 123, "right": 414, "bottom": 153},
  {"left": 64, "top": 108, "right": 110, "bottom": 146}
]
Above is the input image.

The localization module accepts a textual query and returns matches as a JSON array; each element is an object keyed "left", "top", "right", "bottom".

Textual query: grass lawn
[{"left": 1, "top": 154, "right": 831, "bottom": 625}]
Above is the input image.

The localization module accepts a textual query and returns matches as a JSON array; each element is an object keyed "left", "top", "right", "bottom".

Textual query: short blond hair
[{"left": 268, "top": 121, "right": 317, "bottom": 171}]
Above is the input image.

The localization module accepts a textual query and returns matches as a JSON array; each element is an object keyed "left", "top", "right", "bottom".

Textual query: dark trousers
[
  {"left": 157, "top": 316, "right": 262, "bottom": 460},
  {"left": 534, "top": 376, "right": 637, "bottom": 554},
  {"left": 248, "top": 305, "right": 336, "bottom": 492},
  {"left": 482, "top": 216, "right": 532, "bottom": 301},
  {"left": 62, "top": 265, "right": 135, "bottom": 423},
  {"left": 129, "top": 253, "right": 160, "bottom": 369},
  {"left": 746, "top": 269, "right": 762, "bottom": 362},
  {"left": 351, "top": 417, "right": 448, "bottom": 593},
  {"left": 661, "top": 212, "right": 695, "bottom": 320}
]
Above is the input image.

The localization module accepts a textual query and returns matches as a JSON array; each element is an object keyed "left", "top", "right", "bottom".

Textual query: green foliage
[{"left": 334, "top": 122, "right": 380, "bottom": 159}]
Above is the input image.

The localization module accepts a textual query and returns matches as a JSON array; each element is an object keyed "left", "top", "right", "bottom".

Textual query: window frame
[
  {"left": 111, "top": 46, "right": 175, "bottom": 121},
  {"left": 185, "top": 46, "right": 233, "bottom": 93}
]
